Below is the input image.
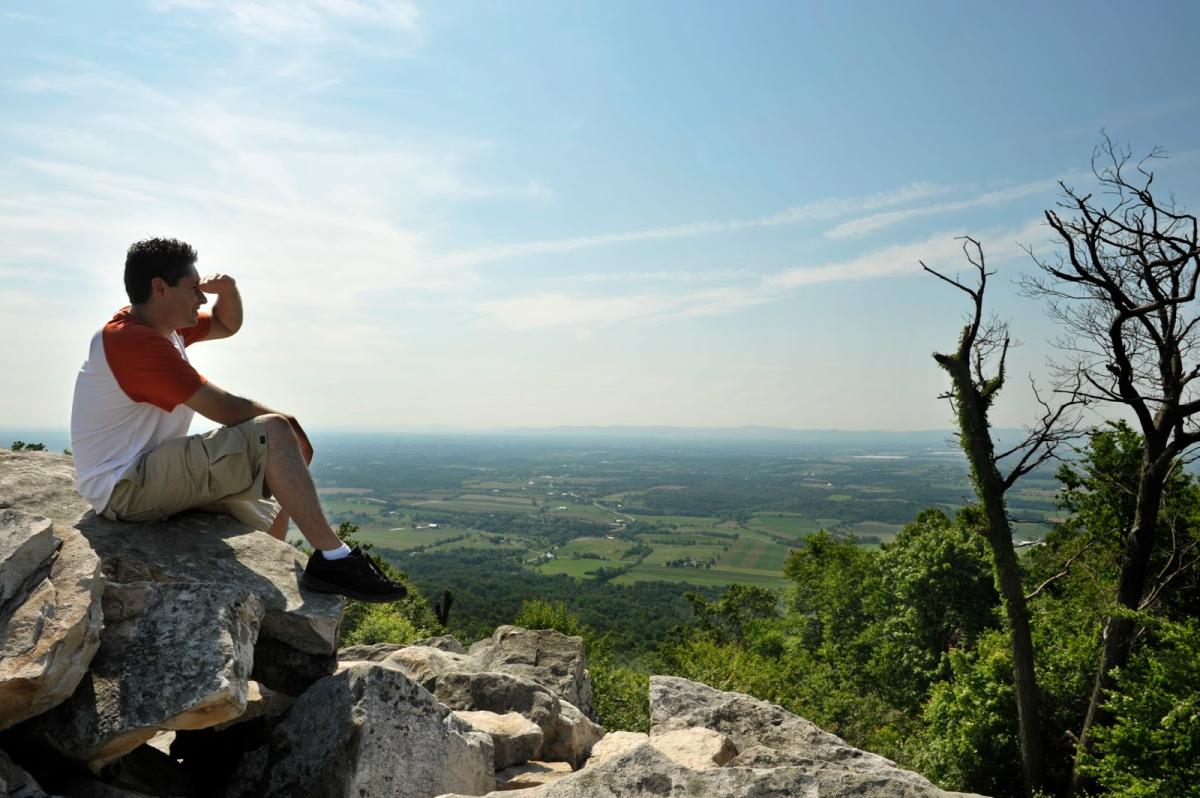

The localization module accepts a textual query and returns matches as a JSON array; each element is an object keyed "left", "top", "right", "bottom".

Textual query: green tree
[
  {"left": 1021, "top": 140, "right": 1200, "bottom": 794},
  {"left": 783, "top": 529, "right": 881, "bottom": 660},
  {"left": 868, "top": 508, "right": 999, "bottom": 707},
  {"left": 1082, "top": 615, "right": 1200, "bottom": 797}
]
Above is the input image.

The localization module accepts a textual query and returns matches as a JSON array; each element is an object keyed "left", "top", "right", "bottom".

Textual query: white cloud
[
  {"left": 149, "top": 0, "right": 420, "bottom": 45},
  {"left": 477, "top": 219, "right": 1054, "bottom": 332},
  {"left": 823, "top": 178, "right": 1062, "bottom": 240},
  {"left": 439, "top": 182, "right": 949, "bottom": 268}
]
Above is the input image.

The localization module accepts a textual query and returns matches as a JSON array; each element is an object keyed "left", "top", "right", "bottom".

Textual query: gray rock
[
  {"left": 411, "top": 634, "right": 467, "bottom": 654},
  {"left": 1, "top": 519, "right": 104, "bottom": 729},
  {"left": 649, "top": 727, "right": 738, "bottom": 770},
  {"left": 371, "top": 646, "right": 479, "bottom": 691},
  {"left": 494, "top": 761, "right": 573, "bottom": 791},
  {"left": 0, "top": 748, "right": 47, "bottom": 798},
  {"left": 585, "top": 731, "right": 648, "bottom": 766},
  {"left": 455, "top": 710, "right": 544, "bottom": 770},
  {"left": 249, "top": 635, "right": 337, "bottom": 697},
  {"left": 442, "top": 741, "right": 971, "bottom": 798},
  {"left": 539, "top": 701, "right": 604, "bottom": 770},
  {"left": 433, "top": 671, "right": 562, "bottom": 738},
  {"left": 27, "top": 582, "right": 263, "bottom": 768},
  {"left": 336, "top": 642, "right": 405, "bottom": 662},
  {"left": 212, "top": 680, "right": 294, "bottom": 731},
  {"left": 76, "top": 511, "right": 342, "bottom": 658},
  {"left": 0, "top": 510, "right": 59, "bottom": 606},
  {"left": 470, "top": 626, "right": 594, "bottom": 719},
  {"left": 649, "top": 676, "right": 977, "bottom": 796},
  {"left": 228, "top": 662, "right": 494, "bottom": 798},
  {"left": 0, "top": 451, "right": 90, "bottom": 528}
]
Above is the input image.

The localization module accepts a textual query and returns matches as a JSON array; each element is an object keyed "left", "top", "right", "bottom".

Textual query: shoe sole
[{"left": 301, "top": 574, "right": 407, "bottom": 603}]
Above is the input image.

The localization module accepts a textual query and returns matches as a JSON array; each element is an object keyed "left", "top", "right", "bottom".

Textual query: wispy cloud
[
  {"left": 439, "top": 182, "right": 949, "bottom": 268},
  {"left": 823, "top": 178, "right": 1062, "bottom": 240},
  {"left": 149, "top": 0, "right": 420, "bottom": 45},
  {"left": 476, "top": 219, "right": 1053, "bottom": 332}
]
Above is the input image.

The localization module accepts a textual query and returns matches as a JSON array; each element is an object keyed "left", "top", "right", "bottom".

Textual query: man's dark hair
[{"left": 124, "top": 237, "right": 198, "bottom": 304}]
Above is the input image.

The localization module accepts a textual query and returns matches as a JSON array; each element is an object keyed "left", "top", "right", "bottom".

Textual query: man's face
[{"left": 159, "top": 266, "right": 206, "bottom": 327}]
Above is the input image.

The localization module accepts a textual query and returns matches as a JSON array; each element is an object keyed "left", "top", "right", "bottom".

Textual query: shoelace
[{"left": 355, "top": 548, "right": 402, "bottom": 588}]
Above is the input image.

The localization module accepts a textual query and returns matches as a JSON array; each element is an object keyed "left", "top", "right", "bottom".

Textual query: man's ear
[{"left": 148, "top": 276, "right": 167, "bottom": 299}]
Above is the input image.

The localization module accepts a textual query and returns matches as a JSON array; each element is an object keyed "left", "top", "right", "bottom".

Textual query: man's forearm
[{"left": 212, "top": 286, "right": 243, "bottom": 334}]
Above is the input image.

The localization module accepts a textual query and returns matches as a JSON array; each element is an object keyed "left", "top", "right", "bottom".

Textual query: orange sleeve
[
  {"left": 178, "top": 312, "right": 213, "bottom": 347},
  {"left": 104, "top": 324, "right": 207, "bottom": 412}
]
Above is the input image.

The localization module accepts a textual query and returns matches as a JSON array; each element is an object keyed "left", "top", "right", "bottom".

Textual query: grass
[
  {"left": 535, "top": 558, "right": 614, "bottom": 578},
  {"left": 849, "top": 521, "right": 903, "bottom": 544},
  {"left": 720, "top": 539, "right": 792, "bottom": 572},
  {"left": 355, "top": 526, "right": 473, "bottom": 551},
  {"left": 558, "top": 536, "right": 630, "bottom": 559},
  {"left": 612, "top": 563, "right": 788, "bottom": 588}
]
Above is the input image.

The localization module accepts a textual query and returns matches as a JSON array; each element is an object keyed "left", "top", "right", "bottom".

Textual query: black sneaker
[{"left": 301, "top": 547, "right": 408, "bottom": 603}]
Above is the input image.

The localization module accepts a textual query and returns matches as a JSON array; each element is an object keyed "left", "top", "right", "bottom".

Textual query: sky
[{"left": 3, "top": 0, "right": 1200, "bottom": 433}]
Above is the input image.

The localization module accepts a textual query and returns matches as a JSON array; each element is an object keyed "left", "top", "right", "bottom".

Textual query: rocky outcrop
[
  {"left": 1, "top": 512, "right": 104, "bottom": 729},
  {"left": 75, "top": 512, "right": 342, "bottom": 672},
  {"left": 649, "top": 675, "right": 953, "bottom": 791},
  {"left": 439, "top": 676, "right": 987, "bottom": 798},
  {"left": 0, "top": 450, "right": 91, "bottom": 527},
  {"left": 2, "top": 451, "right": 979, "bottom": 798},
  {"left": 26, "top": 581, "right": 264, "bottom": 768},
  {"left": 469, "top": 627, "right": 594, "bottom": 720},
  {"left": 226, "top": 663, "right": 494, "bottom": 798}
]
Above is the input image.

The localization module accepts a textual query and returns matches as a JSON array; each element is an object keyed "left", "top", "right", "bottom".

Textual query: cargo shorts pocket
[{"left": 197, "top": 426, "right": 259, "bottom": 501}]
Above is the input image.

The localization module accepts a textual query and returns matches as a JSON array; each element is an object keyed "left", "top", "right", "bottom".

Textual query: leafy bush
[{"left": 1082, "top": 616, "right": 1200, "bottom": 797}]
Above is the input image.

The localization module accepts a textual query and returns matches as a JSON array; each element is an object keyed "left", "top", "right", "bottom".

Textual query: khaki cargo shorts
[{"left": 102, "top": 418, "right": 280, "bottom": 530}]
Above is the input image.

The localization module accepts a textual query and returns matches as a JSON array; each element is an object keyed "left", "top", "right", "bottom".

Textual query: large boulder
[
  {"left": 587, "top": 728, "right": 735, "bottom": 770},
  {"left": 226, "top": 662, "right": 494, "bottom": 798},
  {"left": 4, "top": 448, "right": 344, "bottom": 701},
  {"left": 649, "top": 676, "right": 985, "bottom": 796},
  {"left": 438, "top": 741, "right": 923, "bottom": 798},
  {"left": 75, "top": 512, "right": 342, "bottom": 662},
  {"left": 585, "top": 731, "right": 647, "bottom": 766},
  {"left": 433, "top": 671, "right": 562, "bottom": 737},
  {"left": 1, "top": 513, "right": 104, "bottom": 729},
  {"left": 469, "top": 627, "right": 594, "bottom": 719},
  {"left": 344, "top": 645, "right": 478, "bottom": 692},
  {"left": 25, "top": 581, "right": 264, "bottom": 768},
  {"left": 538, "top": 701, "right": 604, "bottom": 770},
  {"left": 455, "top": 710, "right": 543, "bottom": 770}
]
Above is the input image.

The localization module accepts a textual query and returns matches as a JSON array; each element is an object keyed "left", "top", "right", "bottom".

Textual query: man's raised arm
[
  {"left": 185, "top": 382, "right": 313, "bottom": 463},
  {"left": 199, "top": 273, "right": 242, "bottom": 340}
]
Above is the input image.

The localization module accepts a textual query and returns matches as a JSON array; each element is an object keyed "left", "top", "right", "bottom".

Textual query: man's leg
[
  {"left": 266, "top": 509, "right": 290, "bottom": 541},
  {"left": 257, "top": 415, "right": 341, "bottom": 551}
]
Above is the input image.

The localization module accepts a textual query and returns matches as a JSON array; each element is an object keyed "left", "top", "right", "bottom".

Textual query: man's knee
[{"left": 257, "top": 414, "right": 294, "bottom": 446}]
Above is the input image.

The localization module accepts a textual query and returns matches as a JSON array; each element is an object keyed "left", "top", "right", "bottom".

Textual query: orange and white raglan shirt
[{"left": 70, "top": 307, "right": 213, "bottom": 513}]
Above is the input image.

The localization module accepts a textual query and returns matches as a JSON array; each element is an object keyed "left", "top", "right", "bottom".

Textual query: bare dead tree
[
  {"left": 925, "top": 236, "right": 1083, "bottom": 798},
  {"left": 1020, "top": 135, "right": 1200, "bottom": 796}
]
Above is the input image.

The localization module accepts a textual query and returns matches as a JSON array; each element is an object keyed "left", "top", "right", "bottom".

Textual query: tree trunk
[
  {"left": 1070, "top": 453, "right": 1167, "bottom": 796},
  {"left": 947, "top": 362, "right": 1043, "bottom": 798}
]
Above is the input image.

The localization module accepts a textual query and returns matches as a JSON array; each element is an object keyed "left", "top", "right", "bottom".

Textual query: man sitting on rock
[{"left": 69, "top": 236, "right": 406, "bottom": 603}]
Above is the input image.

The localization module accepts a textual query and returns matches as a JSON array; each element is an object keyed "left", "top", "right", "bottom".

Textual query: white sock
[{"left": 320, "top": 543, "right": 352, "bottom": 560}]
